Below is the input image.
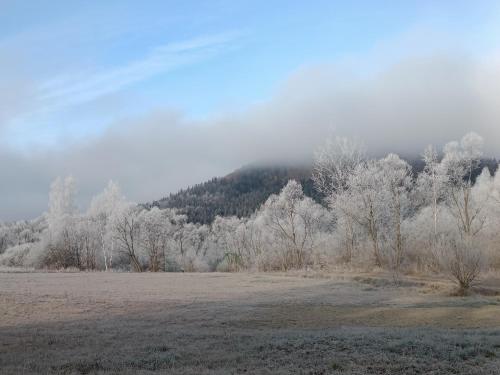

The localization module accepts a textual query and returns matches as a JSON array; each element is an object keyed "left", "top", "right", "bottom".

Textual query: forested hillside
[
  {"left": 147, "top": 159, "right": 498, "bottom": 224},
  {"left": 148, "top": 165, "right": 321, "bottom": 224}
]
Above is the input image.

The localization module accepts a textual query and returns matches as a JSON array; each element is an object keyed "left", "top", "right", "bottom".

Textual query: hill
[
  {"left": 148, "top": 158, "right": 498, "bottom": 224},
  {"left": 149, "top": 165, "right": 321, "bottom": 224}
]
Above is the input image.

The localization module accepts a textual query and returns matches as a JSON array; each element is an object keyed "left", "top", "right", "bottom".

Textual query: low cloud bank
[{"left": 1, "top": 54, "right": 500, "bottom": 220}]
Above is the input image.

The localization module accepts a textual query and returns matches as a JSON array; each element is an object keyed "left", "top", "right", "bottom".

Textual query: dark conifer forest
[{"left": 148, "top": 159, "right": 498, "bottom": 224}]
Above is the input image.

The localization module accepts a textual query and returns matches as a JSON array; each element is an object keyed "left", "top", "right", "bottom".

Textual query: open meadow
[{"left": 1, "top": 271, "right": 500, "bottom": 374}]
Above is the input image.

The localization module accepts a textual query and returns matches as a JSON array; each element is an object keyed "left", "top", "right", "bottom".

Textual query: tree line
[{"left": 1, "top": 132, "right": 499, "bottom": 292}]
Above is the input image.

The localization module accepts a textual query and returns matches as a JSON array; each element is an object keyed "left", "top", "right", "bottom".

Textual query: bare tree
[
  {"left": 139, "top": 207, "right": 172, "bottom": 272},
  {"left": 378, "top": 154, "right": 413, "bottom": 282},
  {"left": 112, "top": 205, "right": 142, "bottom": 272},
  {"left": 340, "top": 161, "right": 384, "bottom": 266},
  {"left": 313, "top": 136, "right": 364, "bottom": 262},
  {"left": 313, "top": 136, "right": 365, "bottom": 196},
  {"left": 418, "top": 145, "right": 446, "bottom": 239},
  {"left": 445, "top": 238, "right": 482, "bottom": 295},
  {"left": 211, "top": 216, "right": 252, "bottom": 271},
  {"left": 262, "top": 180, "right": 324, "bottom": 270},
  {"left": 88, "top": 181, "right": 126, "bottom": 271},
  {"left": 43, "top": 176, "right": 81, "bottom": 269},
  {"left": 440, "top": 133, "right": 487, "bottom": 291},
  {"left": 441, "top": 133, "right": 486, "bottom": 238}
]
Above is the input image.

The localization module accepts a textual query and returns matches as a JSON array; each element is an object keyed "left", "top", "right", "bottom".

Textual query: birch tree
[
  {"left": 88, "top": 181, "right": 126, "bottom": 270},
  {"left": 418, "top": 145, "right": 446, "bottom": 238}
]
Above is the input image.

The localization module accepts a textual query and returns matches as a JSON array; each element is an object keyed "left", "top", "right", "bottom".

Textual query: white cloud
[{"left": 2, "top": 51, "right": 500, "bottom": 221}]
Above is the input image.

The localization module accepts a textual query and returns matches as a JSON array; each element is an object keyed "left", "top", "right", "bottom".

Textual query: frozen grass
[
  {"left": 1, "top": 272, "right": 500, "bottom": 374},
  {"left": 0, "top": 265, "right": 36, "bottom": 273}
]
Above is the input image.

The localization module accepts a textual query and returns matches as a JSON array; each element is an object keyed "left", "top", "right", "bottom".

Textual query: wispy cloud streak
[{"left": 36, "top": 31, "right": 244, "bottom": 113}]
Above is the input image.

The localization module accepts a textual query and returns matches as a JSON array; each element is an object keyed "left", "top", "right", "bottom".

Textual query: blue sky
[
  {"left": 1, "top": 0, "right": 499, "bottom": 150},
  {"left": 2, "top": 1, "right": 500, "bottom": 220}
]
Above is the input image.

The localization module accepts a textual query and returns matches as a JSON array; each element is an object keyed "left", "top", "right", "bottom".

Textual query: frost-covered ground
[{"left": 1, "top": 272, "right": 500, "bottom": 374}]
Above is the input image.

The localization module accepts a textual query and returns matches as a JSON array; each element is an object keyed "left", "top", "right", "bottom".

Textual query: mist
[{"left": 1, "top": 53, "right": 500, "bottom": 221}]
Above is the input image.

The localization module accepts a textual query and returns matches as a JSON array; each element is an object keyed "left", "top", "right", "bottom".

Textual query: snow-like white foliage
[
  {"left": 87, "top": 181, "right": 128, "bottom": 270},
  {"left": 258, "top": 180, "right": 328, "bottom": 270},
  {"left": 313, "top": 136, "right": 365, "bottom": 197},
  {"left": 442, "top": 133, "right": 486, "bottom": 238},
  {"left": 138, "top": 207, "right": 172, "bottom": 271},
  {"left": 416, "top": 145, "right": 447, "bottom": 238},
  {"left": 47, "top": 176, "right": 77, "bottom": 239},
  {"left": 0, "top": 132, "right": 498, "bottom": 291},
  {"left": 376, "top": 154, "right": 413, "bottom": 280}
]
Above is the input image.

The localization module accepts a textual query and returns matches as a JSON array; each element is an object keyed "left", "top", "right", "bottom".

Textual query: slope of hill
[
  {"left": 149, "top": 159, "right": 498, "bottom": 225},
  {"left": 149, "top": 165, "right": 321, "bottom": 224}
]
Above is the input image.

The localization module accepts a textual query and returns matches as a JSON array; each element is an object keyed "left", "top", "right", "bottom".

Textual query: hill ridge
[{"left": 148, "top": 158, "right": 498, "bottom": 224}]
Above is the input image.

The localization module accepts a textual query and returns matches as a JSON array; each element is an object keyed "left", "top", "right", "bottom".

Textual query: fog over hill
[
  {"left": 150, "top": 157, "right": 499, "bottom": 224},
  {"left": 3, "top": 54, "right": 500, "bottom": 220}
]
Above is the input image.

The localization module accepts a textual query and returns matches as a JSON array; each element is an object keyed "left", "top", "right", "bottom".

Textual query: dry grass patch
[
  {"left": 1, "top": 271, "right": 500, "bottom": 374},
  {"left": 232, "top": 304, "right": 500, "bottom": 329}
]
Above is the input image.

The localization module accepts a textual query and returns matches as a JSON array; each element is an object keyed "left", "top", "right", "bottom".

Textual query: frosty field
[{"left": 1, "top": 272, "right": 500, "bottom": 374}]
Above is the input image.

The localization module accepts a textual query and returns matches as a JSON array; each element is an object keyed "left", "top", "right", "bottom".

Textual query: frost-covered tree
[
  {"left": 313, "top": 136, "right": 364, "bottom": 262},
  {"left": 0, "top": 217, "right": 46, "bottom": 267},
  {"left": 87, "top": 181, "right": 127, "bottom": 270},
  {"left": 47, "top": 176, "right": 77, "bottom": 237},
  {"left": 48, "top": 177, "right": 77, "bottom": 217},
  {"left": 139, "top": 207, "right": 173, "bottom": 271},
  {"left": 313, "top": 136, "right": 365, "bottom": 196},
  {"left": 43, "top": 176, "right": 81, "bottom": 268},
  {"left": 440, "top": 133, "right": 488, "bottom": 292},
  {"left": 339, "top": 160, "right": 385, "bottom": 266},
  {"left": 441, "top": 132, "right": 485, "bottom": 238},
  {"left": 493, "top": 168, "right": 500, "bottom": 206},
  {"left": 0, "top": 219, "right": 44, "bottom": 254},
  {"left": 417, "top": 145, "right": 446, "bottom": 238},
  {"left": 184, "top": 223, "right": 212, "bottom": 271},
  {"left": 111, "top": 204, "right": 142, "bottom": 272},
  {"left": 4, "top": 130, "right": 500, "bottom": 282},
  {"left": 377, "top": 154, "right": 413, "bottom": 280},
  {"left": 210, "top": 216, "right": 254, "bottom": 271},
  {"left": 261, "top": 180, "right": 325, "bottom": 270}
]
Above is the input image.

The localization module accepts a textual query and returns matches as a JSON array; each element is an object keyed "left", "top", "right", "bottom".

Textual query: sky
[{"left": 1, "top": 0, "right": 500, "bottom": 220}]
